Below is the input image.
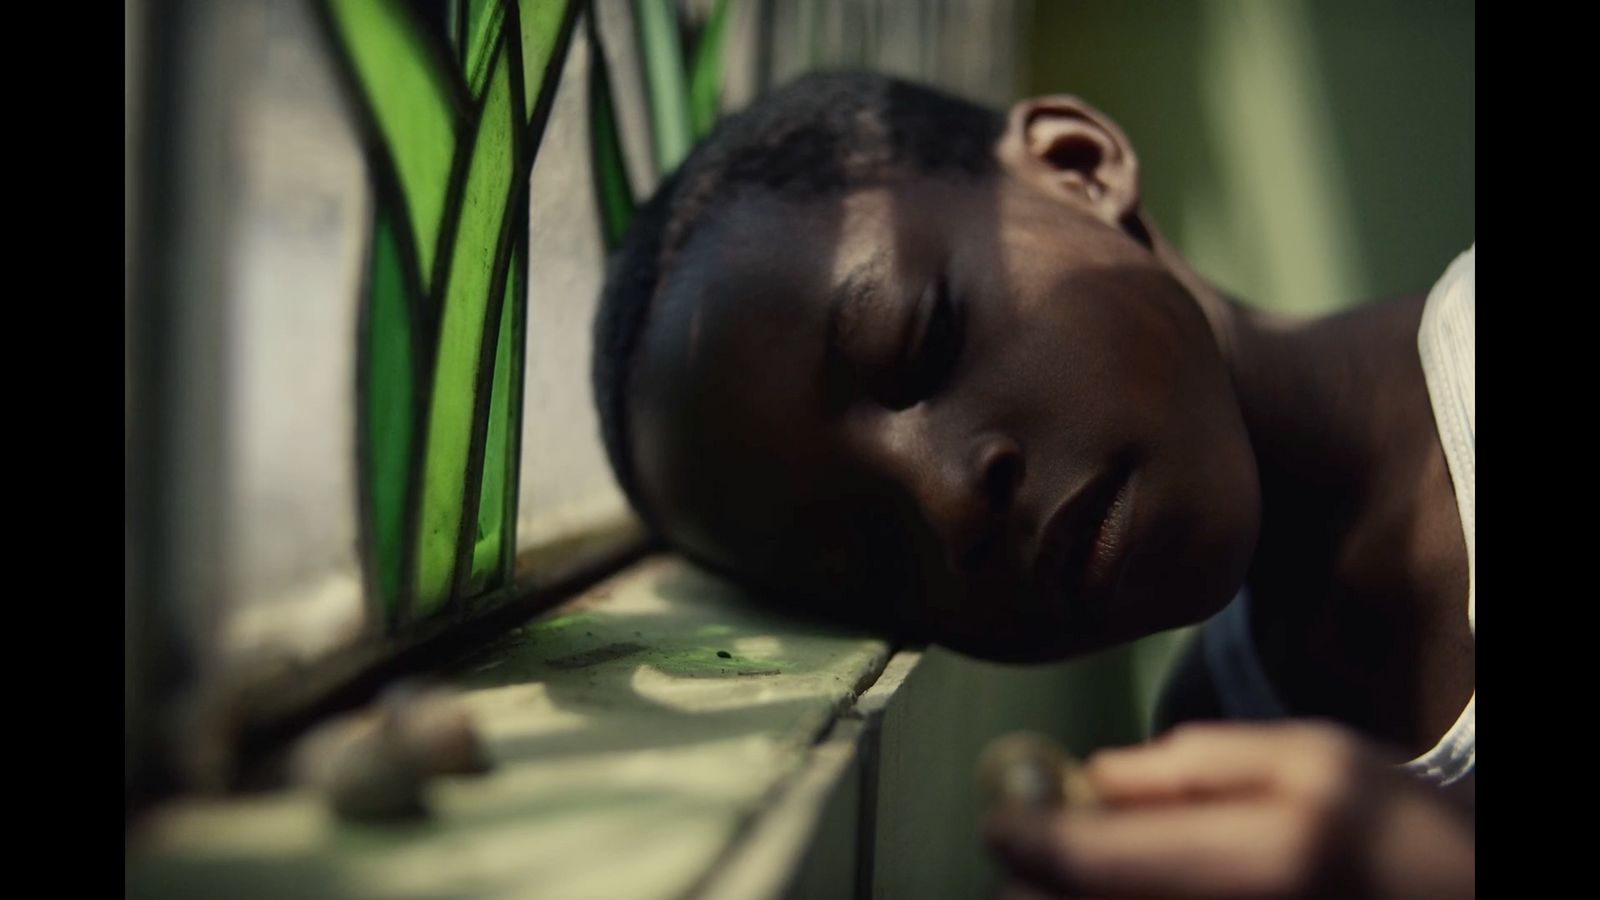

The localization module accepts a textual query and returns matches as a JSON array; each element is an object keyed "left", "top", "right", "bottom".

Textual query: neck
[
  {"left": 1226, "top": 300, "right": 1408, "bottom": 537},
  {"left": 1148, "top": 222, "right": 1473, "bottom": 754}
]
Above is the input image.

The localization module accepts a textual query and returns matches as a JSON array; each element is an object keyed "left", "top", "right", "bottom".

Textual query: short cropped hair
[{"left": 592, "top": 70, "right": 1004, "bottom": 524}]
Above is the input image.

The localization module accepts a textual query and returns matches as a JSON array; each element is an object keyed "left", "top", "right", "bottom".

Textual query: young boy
[{"left": 592, "top": 72, "right": 1473, "bottom": 897}]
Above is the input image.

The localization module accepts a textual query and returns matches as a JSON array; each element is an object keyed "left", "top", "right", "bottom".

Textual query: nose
[
  {"left": 870, "top": 416, "right": 1025, "bottom": 573},
  {"left": 947, "top": 434, "right": 1025, "bottom": 570},
  {"left": 972, "top": 436, "right": 1025, "bottom": 522}
]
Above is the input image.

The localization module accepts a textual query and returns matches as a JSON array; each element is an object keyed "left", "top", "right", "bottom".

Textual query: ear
[{"left": 998, "top": 95, "right": 1142, "bottom": 229}]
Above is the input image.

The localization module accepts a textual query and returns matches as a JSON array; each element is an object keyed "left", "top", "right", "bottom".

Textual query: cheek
[
  {"left": 1053, "top": 277, "right": 1260, "bottom": 634},
  {"left": 992, "top": 289, "right": 1191, "bottom": 455},
  {"left": 1124, "top": 355, "right": 1261, "bottom": 633}
]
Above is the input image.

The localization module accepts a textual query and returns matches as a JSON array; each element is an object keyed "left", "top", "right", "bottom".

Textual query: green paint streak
[
  {"left": 464, "top": 0, "right": 505, "bottom": 98},
  {"left": 633, "top": 0, "right": 693, "bottom": 172},
  {"left": 590, "top": 24, "right": 635, "bottom": 250},
  {"left": 364, "top": 208, "right": 413, "bottom": 617},
  {"left": 325, "top": 0, "right": 456, "bottom": 287},
  {"left": 528, "top": 613, "right": 598, "bottom": 634},
  {"left": 469, "top": 244, "right": 521, "bottom": 591},
  {"left": 415, "top": 39, "right": 518, "bottom": 613},
  {"left": 649, "top": 647, "right": 788, "bottom": 677},
  {"left": 687, "top": 0, "right": 731, "bottom": 138},
  {"left": 517, "top": 0, "right": 571, "bottom": 125}
]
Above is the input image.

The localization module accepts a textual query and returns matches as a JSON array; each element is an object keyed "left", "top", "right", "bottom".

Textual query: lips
[{"left": 1032, "top": 461, "right": 1136, "bottom": 615}]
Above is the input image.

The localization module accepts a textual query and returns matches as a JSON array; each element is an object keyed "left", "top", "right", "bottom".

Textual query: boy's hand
[{"left": 982, "top": 721, "right": 1473, "bottom": 899}]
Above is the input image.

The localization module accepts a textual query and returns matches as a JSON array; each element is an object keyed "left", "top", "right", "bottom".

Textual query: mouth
[{"left": 1032, "top": 459, "right": 1137, "bottom": 618}]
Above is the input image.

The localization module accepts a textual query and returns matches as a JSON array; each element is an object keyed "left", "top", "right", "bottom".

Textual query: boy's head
[{"left": 594, "top": 72, "right": 1260, "bottom": 662}]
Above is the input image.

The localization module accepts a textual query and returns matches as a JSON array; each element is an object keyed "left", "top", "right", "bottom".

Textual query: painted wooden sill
[{"left": 126, "top": 555, "right": 891, "bottom": 900}]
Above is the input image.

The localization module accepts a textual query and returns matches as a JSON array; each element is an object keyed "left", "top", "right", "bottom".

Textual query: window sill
[{"left": 127, "top": 554, "right": 892, "bottom": 900}]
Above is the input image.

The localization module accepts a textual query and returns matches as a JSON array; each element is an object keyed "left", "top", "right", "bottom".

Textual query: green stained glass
[
  {"left": 414, "top": 37, "right": 518, "bottom": 612},
  {"left": 633, "top": 0, "right": 693, "bottom": 172},
  {"left": 687, "top": 0, "right": 731, "bottom": 138},
  {"left": 324, "top": 0, "right": 457, "bottom": 288},
  {"left": 469, "top": 243, "right": 524, "bottom": 592},
  {"left": 363, "top": 206, "right": 414, "bottom": 618},
  {"left": 517, "top": 0, "right": 572, "bottom": 126},
  {"left": 590, "top": 18, "right": 635, "bottom": 250},
  {"left": 463, "top": 0, "right": 505, "bottom": 98}
]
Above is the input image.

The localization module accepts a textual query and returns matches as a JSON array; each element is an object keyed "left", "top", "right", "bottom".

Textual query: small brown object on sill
[
  {"left": 380, "top": 681, "right": 492, "bottom": 777},
  {"left": 290, "top": 680, "right": 489, "bottom": 821}
]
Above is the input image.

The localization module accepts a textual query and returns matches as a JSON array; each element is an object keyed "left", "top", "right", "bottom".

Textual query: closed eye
[{"left": 893, "top": 274, "right": 963, "bottom": 408}]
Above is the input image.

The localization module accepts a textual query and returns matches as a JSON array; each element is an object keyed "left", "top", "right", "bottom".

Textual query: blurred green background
[{"left": 1027, "top": 0, "right": 1474, "bottom": 315}]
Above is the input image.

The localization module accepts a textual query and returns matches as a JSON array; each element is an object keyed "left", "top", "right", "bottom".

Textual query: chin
[
  {"left": 927, "top": 511, "right": 1259, "bottom": 665},
  {"left": 1040, "top": 528, "right": 1257, "bottom": 662},
  {"left": 1111, "top": 436, "right": 1262, "bottom": 641},
  {"left": 930, "top": 606, "right": 1120, "bottom": 664},
  {"left": 937, "top": 631, "right": 1075, "bottom": 665},
  {"left": 1106, "top": 508, "right": 1259, "bottom": 642}
]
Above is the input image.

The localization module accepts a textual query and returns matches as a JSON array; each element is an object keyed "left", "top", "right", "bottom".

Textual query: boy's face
[{"left": 628, "top": 168, "right": 1260, "bottom": 662}]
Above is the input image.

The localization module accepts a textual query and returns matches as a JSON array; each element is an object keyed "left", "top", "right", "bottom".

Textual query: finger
[
  {"left": 1085, "top": 720, "right": 1361, "bottom": 805},
  {"left": 985, "top": 801, "right": 1319, "bottom": 899}
]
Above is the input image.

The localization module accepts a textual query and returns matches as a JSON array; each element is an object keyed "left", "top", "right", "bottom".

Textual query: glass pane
[
  {"left": 633, "top": 0, "right": 692, "bottom": 171},
  {"left": 323, "top": 0, "right": 457, "bottom": 288},
  {"left": 464, "top": 0, "right": 504, "bottom": 97},
  {"left": 518, "top": 18, "right": 631, "bottom": 557},
  {"left": 716, "top": 0, "right": 763, "bottom": 112},
  {"left": 222, "top": 0, "right": 370, "bottom": 664},
  {"left": 517, "top": 0, "right": 574, "bottom": 125},
  {"left": 593, "top": 0, "right": 657, "bottom": 198},
  {"left": 468, "top": 241, "right": 524, "bottom": 592},
  {"left": 415, "top": 35, "right": 518, "bottom": 612},
  {"left": 363, "top": 205, "right": 414, "bottom": 618},
  {"left": 687, "top": 0, "right": 732, "bottom": 137},
  {"left": 589, "top": 12, "right": 634, "bottom": 249}
]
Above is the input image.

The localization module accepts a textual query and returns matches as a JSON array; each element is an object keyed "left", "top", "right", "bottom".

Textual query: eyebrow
[{"left": 825, "top": 251, "right": 891, "bottom": 359}]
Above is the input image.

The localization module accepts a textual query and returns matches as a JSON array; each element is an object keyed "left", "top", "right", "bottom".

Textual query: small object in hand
[{"left": 977, "top": 731, "right": 1100, "bottom": 810}]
